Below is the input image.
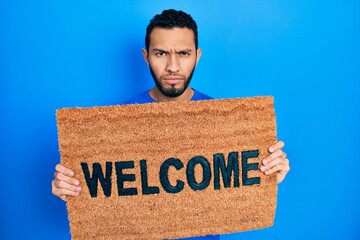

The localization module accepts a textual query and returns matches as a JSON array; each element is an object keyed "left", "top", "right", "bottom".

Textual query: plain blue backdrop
[{"left": 1, "top": 1, "right": 359, "bottom": 239}]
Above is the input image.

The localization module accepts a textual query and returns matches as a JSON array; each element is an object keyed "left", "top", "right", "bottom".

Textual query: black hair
[{"left": 145, "top": 9, "right": 198, "bottom": 51}]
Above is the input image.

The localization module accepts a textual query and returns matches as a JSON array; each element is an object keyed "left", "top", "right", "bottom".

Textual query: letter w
[{"left": 81, "top": 162, "right": 112, "bottom": 198}]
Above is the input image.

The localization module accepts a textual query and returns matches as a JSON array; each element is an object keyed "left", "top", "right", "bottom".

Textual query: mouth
[{"left": 162, "top": 77, "right": 184, "bottom": 85}]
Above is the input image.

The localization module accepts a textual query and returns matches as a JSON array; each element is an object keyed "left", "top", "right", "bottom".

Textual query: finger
[
  {"left": 54, "top": 172, "right": 80, "bottom": 186},
  {"left": 260, "top": 157, "right": 289, "bottom": 172},
  {"left": 55, "top": 164, "right": 74, "bottom": 177},
  {"left": 56, "top": 188, "right": 80, "bottom": 198},
  {"left": 262, "top": 160, "right": 290, "bottom": 175},
  {"left": 269, "top": 141, "right": 285, "bottom": 153},
  {"left": 52, "top": 180, "right": 81, "bottom": 199},
  {"left": 262, "top": 149, "right": 286, "bottom": 165},
  {"left": 53, "top": 179, "right": 82, "bottom": 193}
]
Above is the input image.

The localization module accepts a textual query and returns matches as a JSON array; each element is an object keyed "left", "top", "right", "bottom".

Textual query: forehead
[{"left": 149, "top": 27, "right": 195, "bottom": 50}]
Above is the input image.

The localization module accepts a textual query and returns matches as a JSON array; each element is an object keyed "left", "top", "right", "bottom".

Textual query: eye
[
  {"left": 179, "top": 51, "right": 190, "bottom": 57},
  {"left": 155, "top": 51, "right": 166, "bottom": 57}
]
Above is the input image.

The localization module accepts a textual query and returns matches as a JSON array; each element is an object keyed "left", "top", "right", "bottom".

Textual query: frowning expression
[{"left": 143, "top": 27, "right": 202, "bottom": 97}]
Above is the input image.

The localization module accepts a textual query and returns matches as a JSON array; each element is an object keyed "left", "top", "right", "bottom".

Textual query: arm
[
  {"left": 52, "top": 164, "right": 82, "bottom": 201},
  {"left": 260, "top": 141, "right": 290, "bottom": 184}
]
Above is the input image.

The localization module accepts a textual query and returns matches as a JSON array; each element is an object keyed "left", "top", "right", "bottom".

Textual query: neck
[{"left": 149, "top": 86, "right": 194, "bottom": 102}]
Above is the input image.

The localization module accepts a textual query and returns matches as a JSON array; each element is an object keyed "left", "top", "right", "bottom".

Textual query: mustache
[{"left": 161, "top": 74, "right": 186, "bottom": 79}]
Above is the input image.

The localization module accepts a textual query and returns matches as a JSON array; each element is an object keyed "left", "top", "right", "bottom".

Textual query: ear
[
  {"left": 142, "top": 48, "right": 150, "bottom": 67},
  {"left": 196, "top": 48, "right": 202, "bottom": 64}
]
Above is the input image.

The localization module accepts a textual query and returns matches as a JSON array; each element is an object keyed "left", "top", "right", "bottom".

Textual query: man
[{"left": 52, "top": 9, "right": 290, "bottom": 239}]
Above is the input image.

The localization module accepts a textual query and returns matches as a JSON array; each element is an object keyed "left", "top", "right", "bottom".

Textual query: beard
[{"left": 149, "top": 64, "right": 196, "bottom": 98}]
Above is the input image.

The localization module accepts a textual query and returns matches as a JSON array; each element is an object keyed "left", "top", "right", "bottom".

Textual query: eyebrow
[
  {"left": 151, "top": 48, "right": 168, "bottom": 53},
  {"left": 151, "top": 48, "right": 193, "bottom": 53}
]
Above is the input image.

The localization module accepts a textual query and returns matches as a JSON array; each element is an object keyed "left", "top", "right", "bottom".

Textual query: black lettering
[
  {"left": 115, "top": 161, "right": 138, "bottom": 196},
  {"left": 187, "top": 156, "right": 211, "bottom": 191},
  {"left": 242, "top": 150, "right": 260, "bottom": 186},
  {"left": 159, "top": 158, "right": 184, "bottom": 194},
  {"left": 140, "top": 160, "right": 160, "bottom": 195},
  {"left": 81, "top": 162, "right": 112, "bottom": 198},
  {"left": 213, "top": 152, "right": 239, "bottom": 190}
]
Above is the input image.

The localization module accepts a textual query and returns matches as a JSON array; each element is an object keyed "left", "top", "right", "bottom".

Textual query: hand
[
  {"left": 52, "top": 164, "right": 81, "bottom": 201},
  {"left": 260, "top": 141, "right": 290, "bottom": 184}
]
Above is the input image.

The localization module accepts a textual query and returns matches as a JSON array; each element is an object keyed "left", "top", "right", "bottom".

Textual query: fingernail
[
  {"left": 74, "top": 180, "right": 80, "bottom": 186},
  {"left": 269, "top": 147, "right": 274, "bottom": 153},
  {"left": 260, "top": 166, "right": 266, "bottom": 172},
  {"left": 265, "top": 171, "right": 270, "bottom": 175},
  {"left": 76, "top": 187, "right": 81, "bottom": 192},
  {"left": 263, "top": 159, "right": 268, "bottom": 164}
]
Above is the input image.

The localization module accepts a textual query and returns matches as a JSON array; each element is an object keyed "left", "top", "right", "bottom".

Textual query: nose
[{"left": 165, "top": 53, "right": 180, "bottom": 73}]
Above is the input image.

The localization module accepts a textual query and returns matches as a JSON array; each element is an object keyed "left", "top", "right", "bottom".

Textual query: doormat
[{"left": 56, "top": 96, "right": 278, "bottom": 240}]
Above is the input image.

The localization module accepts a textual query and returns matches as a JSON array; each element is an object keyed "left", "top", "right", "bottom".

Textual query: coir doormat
[{"left": 56, "top": 96, "right": 278, "bottom": 240}]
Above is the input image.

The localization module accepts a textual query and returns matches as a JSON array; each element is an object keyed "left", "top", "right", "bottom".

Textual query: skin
[
  {"left": 144, "top": 27, "right": 202, "bottom": 102},
  {"left": 52, "top": 27, "right": 290, "bottom": 201}
]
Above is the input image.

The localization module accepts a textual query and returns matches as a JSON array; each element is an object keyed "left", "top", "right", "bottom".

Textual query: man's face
[{"left": 143, "top": 27, "right": 202, "bottom": 97}]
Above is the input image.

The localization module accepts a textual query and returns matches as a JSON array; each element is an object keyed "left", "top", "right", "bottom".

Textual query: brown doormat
[{"left": 56, "top": 96, "right": 278, "bottom": 240}]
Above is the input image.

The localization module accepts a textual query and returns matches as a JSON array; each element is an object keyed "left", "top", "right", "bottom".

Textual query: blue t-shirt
[
  {"left": 123, "top": 89, "right": 219, "bottom": 240},
  {"left": 124, "top": 88, "right": 213, "bottom": 104}
]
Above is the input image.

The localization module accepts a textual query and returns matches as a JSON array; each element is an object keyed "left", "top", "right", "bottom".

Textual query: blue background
[{"left": 1, "top": 1, "right": 359, "bottom": 239}]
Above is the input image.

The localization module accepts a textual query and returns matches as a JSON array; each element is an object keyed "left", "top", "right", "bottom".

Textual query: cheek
[
  {"left": 149, "top": 60, "right": 166, "bottom": 75},
  {"left": 182, "top": 59, "right": 197, "bottom": 74}
]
